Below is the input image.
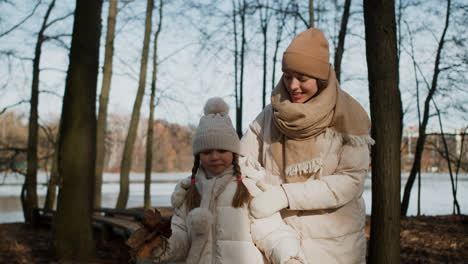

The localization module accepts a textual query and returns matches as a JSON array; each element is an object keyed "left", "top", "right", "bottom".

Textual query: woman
[
  {"left": 147, "top": 98, "right": 307, "bottom": 264},
  {"left": 241, "top": 28, "right": 374, "bottom": 263}
]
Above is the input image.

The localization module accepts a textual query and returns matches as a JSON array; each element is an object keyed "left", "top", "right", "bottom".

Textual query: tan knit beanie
[
  {"left": 282, "top": 28, "right": 330, "bottom": 80},
  {"left": 192, "top": 97, "right": 240, "bottom": 155}
]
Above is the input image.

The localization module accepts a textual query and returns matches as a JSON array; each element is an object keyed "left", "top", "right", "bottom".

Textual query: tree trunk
[
  {"left": 145, "top": 0, "right": 163, "bottom": 210},
  {"left": 271, "top": 35, "right": 280, "bottom": 92},
  {"left": 333, "top": 0, "right": 351, "bottom": 82},
  {"left": 53, "top": 0, "right": 102, "bottom": 260},
  {"left": 309, "top": 0, "right": 314, "bottom": 28},
  {"left": 261, "top": 25, "right": 267, "bottom": 109},
  {"left": 95, "top": 0, "right": 118, "bottom": 209},
  {"left": 24, "top": 0, "right": 56, "bottom": 225},
  {"left": 259, "top": 0, "right": 269, "bottom": 109},
  {"left": 232, "top": 0, "right": 240, "bottom": 137},
  {"left": 401, "top": 0, "right": 451, "bottom": 217},
  {"left": 454, "top": 128, "right": 466, "bottom": 194},
  {"left": 271, "top": 1, "right": 288, "bottom": 92},
  {"left": 433, "top": 102, "right": 460, "bottom": 215},
  {"left": 116, "top": 0, "right": 154, "bottom": 209},
  {"left": 363, "top": 0, "right": 402, "bottom": 263},
  {"left": 44, "top": 129, "right": 59, "bottom": 211},
  {"left": 408, "top": 29, "right": 423, "bottom": 216},
  {"left": 236, "top": 0, "right": 246, "bottom": 137}
]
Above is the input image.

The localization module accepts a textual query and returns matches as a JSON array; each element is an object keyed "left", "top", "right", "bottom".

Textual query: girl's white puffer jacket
[
  {"left": 153, "top": 164, "right": 307, "bottom": 264},
  {"left": 241, "top": 105, "right": 370, "bottom": 264}
]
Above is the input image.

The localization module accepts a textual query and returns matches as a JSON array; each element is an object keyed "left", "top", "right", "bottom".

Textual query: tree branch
[
  {"left": 0, "top": 0, "right": 42, "bottom": 38},
  {"left": 39, "top": 89, "right": 62, "bottom": 98},
  {"left": 45, "top": 11, "right": 73, "bottom": 28},
  {"left": 0, "top": 100, "right": 29, "bottom": 115}
]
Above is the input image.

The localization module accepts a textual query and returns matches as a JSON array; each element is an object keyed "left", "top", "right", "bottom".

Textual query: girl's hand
[{"left": 249, "top": 185, "right": 289, "bottom": 218}]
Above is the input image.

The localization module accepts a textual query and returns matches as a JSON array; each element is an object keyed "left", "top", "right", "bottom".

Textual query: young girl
[{"left": 147, "top": 97, "right": 307, "bottom": 264}]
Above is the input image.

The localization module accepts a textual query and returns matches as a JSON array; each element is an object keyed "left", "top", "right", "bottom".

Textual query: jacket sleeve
[
  {"left": 240, "top": 109, "right": 265, "bottom": 164},
  {"left": 250, "top": 200, "right": 307, "bottom": 264},
  {"left": 152, "top": 204, "right": 190, "bottom": 262},
  {"left": 282, "top": 143, "right": 370, "bottom": 211},
  {"left": 242, "top": 160, "right": 307, "bottom": 264}
]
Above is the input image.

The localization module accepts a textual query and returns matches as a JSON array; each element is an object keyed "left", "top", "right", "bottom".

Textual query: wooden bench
[
  {"left": 92, "top": 214, "right": 142, "bottom": 237},
  {"left": 35, "top": 207, "right": 174, "bottom": 238},
  {"left": 92, "top": 207, "right": 173, "bottom": 238}
]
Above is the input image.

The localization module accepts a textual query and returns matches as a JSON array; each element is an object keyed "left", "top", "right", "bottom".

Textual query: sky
[{"left": 0, "top": 0, "right": 466, "bottom": 134}]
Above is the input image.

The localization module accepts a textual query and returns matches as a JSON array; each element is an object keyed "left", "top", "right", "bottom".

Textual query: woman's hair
[
  {"left": 283, "top": 71, "right": 329, "bottom": 97},
  {"left": 186, "top": 155, "right": 201, "bottom": 212},
  {"left": 317, "top": 78, "right": 328, "bottom": 91},
  {"left": 232, "top": 153, "right": 251, "bottom": 208},
  {"left": 185, "top": 153, "right": 251, "bottom": 211}
]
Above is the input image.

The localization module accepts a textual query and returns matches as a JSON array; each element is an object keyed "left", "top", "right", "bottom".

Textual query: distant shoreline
[{"left": 0, "top": 180, "right": 180, "bottom": 186}]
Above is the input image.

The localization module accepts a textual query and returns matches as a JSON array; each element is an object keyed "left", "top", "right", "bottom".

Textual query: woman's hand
[{"left": 249, "top": 185, "right": 289, "bottom": 218}]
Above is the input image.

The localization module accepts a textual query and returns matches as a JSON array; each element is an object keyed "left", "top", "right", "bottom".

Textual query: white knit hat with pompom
[{"left": 192, "top": 97, "right": 240, "bottom": 155}]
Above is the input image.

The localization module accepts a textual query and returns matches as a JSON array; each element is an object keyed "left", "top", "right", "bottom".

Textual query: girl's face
[
  {"left": 283, "top": 72, "right": 319, "bottom": 103},
  {"left": 199, "top": 149, "right": 233, "bottom": 175}
]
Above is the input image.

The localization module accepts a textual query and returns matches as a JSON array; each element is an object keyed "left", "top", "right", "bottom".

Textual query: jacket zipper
[{"left": 211, "top": 177, "right": 217, "bottom": 264}]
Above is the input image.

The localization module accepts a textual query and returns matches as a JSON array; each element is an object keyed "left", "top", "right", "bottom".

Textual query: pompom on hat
[
  {"left": 282, "top": 28, "right": 330, "bottom": 81},
  {"left": 192, "top": 97, "right": 240, "bottom": 155}
]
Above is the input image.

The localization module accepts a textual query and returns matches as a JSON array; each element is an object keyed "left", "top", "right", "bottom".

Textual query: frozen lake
[{"left": 0, "top": 171, "right": 467, "bottom": 223}]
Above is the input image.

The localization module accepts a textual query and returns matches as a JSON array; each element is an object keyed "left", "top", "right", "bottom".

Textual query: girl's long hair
[
  {"left": 185, "top": 153, "right": 251, "bottom": 211},
  {"left": 232, "top": 153, "right": 251, "bottom": 208},
  {"left": 185, "top": 155, "right": 201, "bottom": 212}
]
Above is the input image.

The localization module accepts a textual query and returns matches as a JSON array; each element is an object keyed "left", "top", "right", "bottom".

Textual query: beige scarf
[{"left": 270, "top": 65, "right": 373, "bottom": 183}]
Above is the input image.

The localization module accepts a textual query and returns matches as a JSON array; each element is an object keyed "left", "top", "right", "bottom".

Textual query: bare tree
[
  {"left": 309, "top": 0, "right": 314, "bottom": 27},
  {"left": 333, "top": 0, "right": 351, "bottom": 82},
  {"left": 363, "top": 0, "right": 402, "bottom": 262},
  {"left": 257, "top": 0, "right": 271, "bottom": 108},
  {"left": 232, "top": 0, "right": 240, "bottom": 135},
  {"left": 432, "top": 101, "right": 461, "bottom": 214},
  {"left": 23, "top": 0, "right": 56, "bottom": 226},
  {"left": 227, "top": 0, "right": 253, "bottom": 136},
  {"left": 270, "top": 1, "right": 296, "bottom": 93},
  {"left": 116, "top": 0, "right": 154, "bottom": 209},
  {"left": 145, "top": 0, "right": 163, "bottom": 209},
  {"left": 402, "top": 20, "right": 424, "bottom": 215},
  {"left": 401, "top": 0, "right": 452, "bottom": 217},
  {"left": 231, "top": 0, "right": 248, "bottom": 137},
  {"left": 95, "top": 0, "right": 118, "bottom": 209},
  {"left": 53, "top": 0, "right": 103, "bottom": 259}
]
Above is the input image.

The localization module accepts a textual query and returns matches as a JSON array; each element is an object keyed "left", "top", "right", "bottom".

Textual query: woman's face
[
  {"left": 283, "top": 72, "right": 318, "bottom": 103},
  {"left": 199, "top": 149, "right": 233, "bottom": 175}
]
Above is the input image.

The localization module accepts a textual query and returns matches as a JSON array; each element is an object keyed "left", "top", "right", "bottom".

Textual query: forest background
[{"left": 0, "top": 0, "right": 466, "bottom": 173}]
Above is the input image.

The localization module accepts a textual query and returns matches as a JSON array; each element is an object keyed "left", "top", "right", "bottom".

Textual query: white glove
[
  {"left": 249, "top": 185, "right": 289, "bottom": 219},
  {"left": 171, "top": 177, "right": 191, "bottom": 208}
]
